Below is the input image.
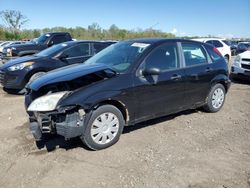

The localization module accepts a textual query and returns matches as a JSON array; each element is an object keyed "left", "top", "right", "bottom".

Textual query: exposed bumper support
[{"left": 29, "top": 111, "right": 85, "bottom": 141}]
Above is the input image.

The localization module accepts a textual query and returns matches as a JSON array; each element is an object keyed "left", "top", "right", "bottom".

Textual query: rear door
[
  {"left": 181, "top": 42, "right": 217, "bottom": 107},
  {"left": 134, "top": 42, "right": 186, "bottom": 121},
  {"left": 61, "top": 43, "right": 91, "bottom": 64}
]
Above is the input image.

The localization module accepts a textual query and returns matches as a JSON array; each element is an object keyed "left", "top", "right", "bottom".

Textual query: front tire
[
  {"left": 203, "top": 83, "right": 226, "bottom": 113},
  {"left": 28, "top": 72, "right": 46, "bottom": 84},
  {"left": 81, "top": 105, "right": 125, "bottom": 150}
]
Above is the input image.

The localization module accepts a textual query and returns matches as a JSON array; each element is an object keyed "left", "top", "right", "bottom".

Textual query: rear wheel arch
[
  {"left": 210, "top": 75, "right": 230, "bottom": 93},
  {"left": 211, "top": 80, "right": 228, "bottom": 93}
]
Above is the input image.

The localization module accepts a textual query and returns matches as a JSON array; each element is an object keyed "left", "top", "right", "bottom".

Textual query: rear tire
[
  {"left": 203, "top": 83, "right": 226, "bottom": 113},
  {"left": 224, "top": 55, "right": 229, "bottom": 63},
  {"left": 81, "top": 105, "right": 125, "bottom": 150}
]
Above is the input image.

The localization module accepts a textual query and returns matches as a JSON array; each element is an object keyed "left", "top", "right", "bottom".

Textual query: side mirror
[
  {"left": 59, "top": 54, "right": 69, "bottom": 61},
  {"left": 48, "top": 41, "right": 54, "bottom": 47},
  {"left": 142, "top": 67, "right": 160, "bottom": 76}
]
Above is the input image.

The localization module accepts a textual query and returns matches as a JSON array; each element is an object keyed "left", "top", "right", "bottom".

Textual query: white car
[
  {"left": 193, "top": 38, "right": 231, "bottom": 63},
  {"left": 0, "top": 41, "right": 25, "bottom": 53},
  {"left": 231, "top": 50, "right": 250, "bottom": 79},
  {"left": 0, "top": 41, "right": 11, "bottom": 53}
]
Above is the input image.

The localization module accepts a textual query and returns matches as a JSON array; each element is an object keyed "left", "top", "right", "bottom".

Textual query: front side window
[
  {"left": 182, "top": 43, "right": 207, "bottom": 66},
  {"left": 144, "top": 43, "right": 179, "bottom": 71},
  {"left": 63, "top": 43, "right": 90, "bottom": 57}
]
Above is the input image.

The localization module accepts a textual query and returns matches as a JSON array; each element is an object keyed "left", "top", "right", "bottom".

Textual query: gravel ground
[{"left": 0, "top": 59, "right": 249, "bottom": 188}]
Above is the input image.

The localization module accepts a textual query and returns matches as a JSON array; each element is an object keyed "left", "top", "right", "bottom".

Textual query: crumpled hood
[
  {"left": 27, "top": 63, "right": 114, "bottom": 91},
  {"left": 0, "top": 56, "right": 41, "bottom": 69}
]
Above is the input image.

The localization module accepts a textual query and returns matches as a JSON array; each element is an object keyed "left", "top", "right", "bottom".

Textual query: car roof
[
  {"left": 124, "top": 38, "right": 205, "bottom": 45},
  {"left": 193, "top": 38, "right": 225, "bottom": 42},
  {"left": 45, "top": 32, "right": 70, "bottom": 35},
  {"left": 239, "top": 42, "right": 250, "bottom": 44},
  {"left": 57, "top": 40, "right": 116, "bottom": 47}
]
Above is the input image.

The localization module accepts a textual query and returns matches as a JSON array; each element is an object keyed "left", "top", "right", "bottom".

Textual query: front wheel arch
[
  {"left": 24, "top": 69, "right": 47, "bottom": 83},
  {"left": 92, "top": 100, "right": 128, "bottom": 124}
]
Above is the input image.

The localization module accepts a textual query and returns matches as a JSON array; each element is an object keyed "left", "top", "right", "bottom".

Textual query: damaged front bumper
[{"left": 29, "top": 109, "right": 86, "bottom": 141}]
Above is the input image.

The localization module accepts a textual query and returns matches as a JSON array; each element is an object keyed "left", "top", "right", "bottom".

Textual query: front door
[{"left": 133, "top": 42, "right": 186, "bottom": 122}]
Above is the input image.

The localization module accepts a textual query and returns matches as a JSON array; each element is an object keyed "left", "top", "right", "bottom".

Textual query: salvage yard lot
[{"left": 0, "top": 60, "right": 250, "bottom": 188}]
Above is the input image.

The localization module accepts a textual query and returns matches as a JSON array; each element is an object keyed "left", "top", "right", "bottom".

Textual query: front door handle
[
  {"left": 205, "top": 67, "right": 213, "bottom": 72},
  {"left": 170, "top": 74, "right": 182, "bottom": 81}
]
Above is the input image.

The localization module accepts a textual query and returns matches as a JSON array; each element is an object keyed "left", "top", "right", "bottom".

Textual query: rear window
[{"left": 206, "top": 47, "right": 223, "bottom": 62}]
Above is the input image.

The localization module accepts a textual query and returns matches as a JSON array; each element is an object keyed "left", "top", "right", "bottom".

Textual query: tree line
[
  {"left": 0, "top": 24, "right": 176, "bottom": 41},
  {"left": 0, "top": 10, "right": 175, "bottom": 41}
]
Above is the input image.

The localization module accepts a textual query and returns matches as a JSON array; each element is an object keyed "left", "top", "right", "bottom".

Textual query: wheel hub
[
  {"left": 91, "top": 112, "right": 119, "bottom": 145},
  {"left": 212, "top": 88, "right": 224, "bottom": 109}
]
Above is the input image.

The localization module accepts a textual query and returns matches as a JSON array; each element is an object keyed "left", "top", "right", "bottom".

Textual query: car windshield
[
  {"left": 84, "top": 41, "right": 151, "bottom": 73},
  {"left": 36, "top": 43, "right": 68, "bottom": 57},
  {"left": 35, "top": 34, "right": 50, "bottom": 44}
]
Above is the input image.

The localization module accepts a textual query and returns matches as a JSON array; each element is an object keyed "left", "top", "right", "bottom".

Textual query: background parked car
[
  {"left": 1, "top": 32, "right": 72, "bottom": 64},
  {"left": 0, "top": 41, "right": 25, "bottom": 54},
  {"left": 231, "top": 50, "right": 250, "bottom": 80},
  {"left": 235, "top": 42, "right": 250, "bottom": 55},
  {"left": 222, "top": 40, "right": 238, "bottom": 56},
  {"left": 193, "top": 38, "right": 231, "bottom": 63},
  {"left": 0, "top": 40, "right": 115, "bottom": 93}
]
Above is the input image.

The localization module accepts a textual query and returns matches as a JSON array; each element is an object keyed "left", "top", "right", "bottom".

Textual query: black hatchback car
[
  {"left": 25, "top": 38, "right": 231, "bottom": 150},
  {"left": 0, "top": 40, "right": 115, "bottom": 92}
]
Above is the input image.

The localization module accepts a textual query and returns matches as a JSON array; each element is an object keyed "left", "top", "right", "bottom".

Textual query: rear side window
[
  {"left": 206, "top": 40, "right": 214, "bottom": 45},
  {"left": 213, "top": 40, "right": 223, "bottom": 48},
  {"left": 182, "top": 43, "right": 207, "bottom": 67},
  {"left": 63, "top": 43, "right": 90, "bottom": 57},
  {"left": 144, "top": 43, "right": 179, "bottom": 71},
  {"left": 93, "top": 43, "right": 109, "bottom": 54},
  {"left": 51, "top": 35, "right": 68, "bottom": 45}
]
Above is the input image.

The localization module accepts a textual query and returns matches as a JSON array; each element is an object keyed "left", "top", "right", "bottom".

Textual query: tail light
[{"left": 213, "top": 47, "right": 222, "bottom": 56}]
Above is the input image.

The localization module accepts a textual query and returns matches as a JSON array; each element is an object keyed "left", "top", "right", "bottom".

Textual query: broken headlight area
[
  {"left": 29, "top": 107, "right": 86, "bottom": 141},
  {"left": 27, "top": 91, "right": 69, "bottom": 112}
]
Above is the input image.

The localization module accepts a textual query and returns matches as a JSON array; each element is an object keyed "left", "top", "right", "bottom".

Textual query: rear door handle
[
  {"left": 170, "top": 74, "right": 182, "bottom": 81},
  {"left": 205, "top": 67, "right": 213, "bottom": 72}
]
